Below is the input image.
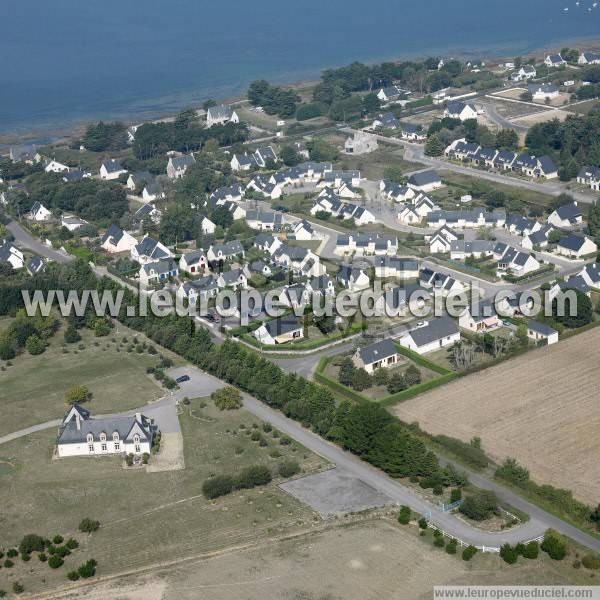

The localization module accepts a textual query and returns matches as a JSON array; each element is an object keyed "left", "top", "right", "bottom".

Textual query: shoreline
[{"left": 2, "top": 35, "right": 600, "bottom": 149}]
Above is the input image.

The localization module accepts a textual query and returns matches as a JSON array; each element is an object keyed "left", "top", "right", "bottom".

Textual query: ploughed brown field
[{"left": 394, "top": 328, "right": 600, "bottom": 506}]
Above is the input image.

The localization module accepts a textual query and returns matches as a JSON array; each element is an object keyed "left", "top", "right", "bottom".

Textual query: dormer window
[
  {"left": 99, "top": 432, "right": 107, "bottom": 442},
  {"left": 86, "top": 433, "right": 93, "bottom": 443},
  {"left": 112, "top": 431, "right": 119, "bottom": 441},
  {"left": 133, "top": 434, "right": 140, "bottom": 444}
]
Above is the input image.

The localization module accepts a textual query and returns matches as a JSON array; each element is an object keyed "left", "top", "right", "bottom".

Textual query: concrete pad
[{"left": 279, "top": 468, "right": 395, "bottom": 517}]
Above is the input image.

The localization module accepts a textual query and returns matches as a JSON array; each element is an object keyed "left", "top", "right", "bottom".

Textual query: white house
[
  {"left": 450, "top": 240, "right": 494, "bottom": 261},
  {"left": 216, "top": 268, "right": 248, "bottom": 290},
  {"left": 131, "top": 235, "right": 172, "bottom": 264},
  {"left": 254, "top": 315, "right": 304, "bottom": 345},
  {"left": 544, "top": 54, "right": 566, "bottom": 68},
  {"left": 578, "top": 263, "right": 600, "bottom": 289},
  {"left": 399, "top": 316, "right": 460, "bottom": 355},
  {"left": 527, "top": 320, "right": 559, "bottom": 346},
  {"left": 443, "top": 101, "right": 478, "bottom": 121},
  {"left": 44, "top": 159, "right": 70, "bottom": 173},
  {"left": 139, "top": 259, "right": 179, "bottom": 286},
  {"left": 407, "top": 170, "right": 442, "bottom": 192},
  {"left": 419, "top": 268, "right": 466, "bottom": 296},
  {"left": 336, "top": 265, "right": 370, "bottom": 292},
  {"left": 380, "top": 179, "right": 416, "bottom": 203},
  {"left": 510, "top": 65, "right": 537, "bottom": 81},
  {"left": 555, "top": 234, "right": 597, "bottom": 259},
  {"left": 177, "top": 276, "right": 218, "bottom": 304},
  {"left": 254, "top": 233, "right": 282, "bottom": 256},
  {"left": 167, "top": 154, "right": 196, "bottom": 179},
  {"left": 56, "top": 404, "right": 154, "bottom": 458},
  {"left": 291, "top": 220, "right": 318, "bottom": 241},
  {"left": 374, "top": 256, "right": 419, "bottom": 279},
  {"left": 133, "top": 203, "right": 162, "bottom": 227},
  {"left": 100, "top": 225, "right": 138, "bottom": 254},
  {"left": 28, "top": 201, "right": 52, "bottom": 222},
  {"left": 547, "top": 202, "right": 583, "bottom": 228},
  {"left": 245, "top": 210, "right": 283, "bottom": 231},
  {"left": 201, "top": 216, "right": 216, "bottom": 235},
  {"left": 376, "top": 85, "right": 406, "bottom": 103},
  {"left": 0, "top": 240, "right": 25, "bottom": 270},
  {"left": 428, "top": 226, "right": 458, "bottom": 254},
  {"left": 253, "top": 146, "right": 279, "bottom": 168},
  {"left": 231, "top": 153, "right": 258, "bottom": 171},
  {"left": 495, "top": 245, "right": 540, "bottom": 277},
  {"left": 458, "top": 304, "right": 500, "bottom": 333},
  {"left": 100, "top": 159, "right": 127, "bottom": 180},
  {"left": 61, "top": 215, "right": 88, "bottom": 232},
  {"left": 352, "top": 339, "right": 400, "bottom": 374},
  {"left": 528, "top": 83, "right": 559, "bottom": 101},
  {"left": 577, "top": 166, "right": 600, "bottom": 191},
  {"left": 335, "top": 232, "right": 398, "bottom": 257},
  {"left": 178, "top": 249, "right": 208, "bottom": 274},
  {"left": 578, "top": 51, "right": 600, "bottom": 65},
  {"left": 206, "top": 104, "right": 239, "bottom": 127},
  {"left": 397, "top": 205, "right": 421, "bottom": 225},
  {"left": 344, "top": 131, "right": 378, "bottom": 155},
  {"left": 207, "top": 240, "right": 245, "bottom": 263}
]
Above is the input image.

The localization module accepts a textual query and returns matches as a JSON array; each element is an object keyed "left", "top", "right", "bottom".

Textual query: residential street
[{"left": 7, "top": 219, "right": 73, "bottom": 264}]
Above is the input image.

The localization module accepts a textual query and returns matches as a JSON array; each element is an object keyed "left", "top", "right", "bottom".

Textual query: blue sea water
[{"left": 1, "top": 0, "right": 599, "bottom": 137}]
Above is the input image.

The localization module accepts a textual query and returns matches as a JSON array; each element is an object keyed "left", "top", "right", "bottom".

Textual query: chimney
[
  {"left": 75, "top": 413, "right": 81, "bottom": 431},
  {"left": 135, "top": 412, "right": 141, "bottom": 423}
]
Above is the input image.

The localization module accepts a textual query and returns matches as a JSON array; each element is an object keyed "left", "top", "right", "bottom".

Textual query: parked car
[{"left": 176, "top": 375, "right": 190, "bottom": 383}]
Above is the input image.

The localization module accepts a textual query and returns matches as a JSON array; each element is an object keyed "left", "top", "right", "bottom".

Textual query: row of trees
[
  {"left": 80, "top": 121, "right": 128, "bottom": 152},
  {"left": 247, "top": 80, "right": 300, "bottom": 117},
  {"left": 0, "top": 309, "right": 59, "bottom": 359}
]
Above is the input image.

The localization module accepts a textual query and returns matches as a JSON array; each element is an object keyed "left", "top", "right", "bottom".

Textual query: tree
[
  {"left": 48, "top": 555, "right": 64, "bottom": 569},
  {"left": 78, "top": 518, "right": 100, "bottom": 533},
  {"left": 520, "top": 90, "right": 533, "bottom": 102},
  {"left": 462, "top": 545, "right": 477, "bottom": 561},
  {"left": 307, "top": 138, "right": 339, "bottom": 162},
  {"left": 500, "top": 543, "right": 519, "bottom": 564},
  {"left": 64, "top": 325, "right": 81, "bottom": 344},
  {"left": 588, "top": 201, "right": 600, "bottom": 240},
  {"left": 372, "top": 368, "right": 389, "bottom": 386},
  {"left": 387, "top": 372, "right": 407, "bottom": 394},
  {"left": 522, "top": 541, "right": 539, "bottom": 559},
  {"left": 18, "top": 535, "right": 45, "bottom": 556},
  {"left": 296, "top": 102, "right": 323, "bottom": 121},
  {"left": 541, "top": 529, "right": 567, "bottom": 560},
  {"left": 65, "top": 385, "right": 91, "bottom": 405},
  {"left": 25, "top": 334, "right": 45, "bottom": 355},
  {"left": 280, "top": 145, "right": 301, "bottom": 166},
  {"left": 338, "top": 357, "right": 356, "bottom": 387},
  {"left": 350, "top": 367, "right": 372, "bottom": 391},
  {"left": 495, "top": 128, "right": 518, "bottom": 151},
  {"left": 404, "top": 365, "right": 422, "bottom": 387},
  {"left": 397, "top": 505, "right": 411, "bottom": 524},
  {"left": 424, "top": 134, "right": 445, "bottom": 156},
  {"left": 459, "top": 490, "right": 498, "bottom": 521},
  {"left": 211, "top": 386, "right": 242, "bottom": 410},
  {"left": 552, "top": 289, "right": 593, "bottom": 328},
  {"left": 362, "top": 93, "right": 381, "bottom": 115}
]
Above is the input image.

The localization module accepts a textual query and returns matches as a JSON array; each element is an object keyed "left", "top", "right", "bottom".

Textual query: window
[
  {"left": 135, "top": 444, "right": 141, "bottom": 453},
  {"left": 113, "top": 431, "right": 119, "bottom": 442},
  {"left": 88, "top": 445, "right": 94, "bottom": 453},
  {"left": 114, "top": 443, "right": 120, "bottom": 451},
  {"left": 100, "top": 432, "right": 106, "bottom": 442},
  {"left": 86, "top": 434, "right": 93, "bottom": 444},
  {"left": 101, "top": 443, "right": 107, "bottom": 452}
]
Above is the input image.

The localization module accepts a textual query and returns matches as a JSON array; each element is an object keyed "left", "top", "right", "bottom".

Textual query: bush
[
  {"left": 202, "top": 475, "right": 235, "bottom": 499},
  {"left": 398, "top": 506, "right": 411, "bottom": 525},
  {"left": 125, "top": 453, "right": 134, "bottom": 466},
  {"left": 12, "top": 582, "right": 24, "bottom": 595},
  {"left": 48, "top": 555, "right": 64, "bottom": 569},
  {"left": 522, "top": 541, "right": 539, "bottom": 559},
  {"left": 582, "top": 554, "right": 600, "bottom": 570},
  {"left": 79, "top": 518, "right": 100, "bottom": 533},
  {"left": 54, "top": 546, "right": 71, "bottom": 558},
  {"left": 39, "top": 553, "right": 47, "bottom": 562},
  {"left": 142, "top": 452, "right": 150, "bottom": 465},
  {"left": 65, "top": 538, "right": 79, "bottom": 550},
  {"left": 64, "top": 326, "right": 81, "bottom": 344},
  {"left": 19, "top": 533, "right": 45, "bottom": 555},
  {"left": 21, "top": 553, "right": 30, "bottom": 562},
  {"left": 418, "top": 517, "right": 428, "bottom": 530},
  {"left": 459, "top": 490, "right": 498, "bottom": 521},
  {"left": 262, "top": 422, "right": 272, "bottom": 433},
  {"left": 53, "top": 535, "right": 64, "bottom": 545},
  {"left": 65, "top": 385, "right": 90, "bottom": 405},
  {"left": 500, "top": 544, "right": 519, "bottom": 564},
  {"left": 211, "top": 386, "right": 242, "bottom": 410},
  {"left": 434, "top": 536, "right": 445, "bottom": 548},
  {"left": 278, "top": 460, "right": 300, "bottom": 478},
  {"left": 77, "top": 559, "right": 98, "bottom": 578},
  {"left": 67, "top": 571, "right": 80, "bottom": 581},
  {"left": 450, "top": 488, "right": 462, "bottom": 503},
  {"left": 4, "top": 559, "right": 14, "bottom": 568},
  {"left": 6, "top": 549, "right": 18, "bottom": 558},
  {"left": 462, "top": 545, "right": 478, "bottom": 561},
  {"left": 250, "top": 430, "right": 262, "bottom": 442},
  {"left": 445, "top": 539, "right": 458, "bottom": 555},
  {"left": 236, "top": 465, "right": 272, "bottom": 489},
  {"left": 541, "top": 529, "right": 567, "bottom": 561},
  {"left": 26, "top": 334, "right": 45, "bottom": 355}
]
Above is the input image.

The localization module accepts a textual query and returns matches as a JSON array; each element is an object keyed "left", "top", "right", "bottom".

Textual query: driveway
[{"left": 165, "top": 364, "right": 600, "bottom": 553}]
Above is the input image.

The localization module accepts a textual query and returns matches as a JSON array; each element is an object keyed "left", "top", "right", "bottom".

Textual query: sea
[{"left": 2, "top": 0, "right": 599, "bottom": 140}]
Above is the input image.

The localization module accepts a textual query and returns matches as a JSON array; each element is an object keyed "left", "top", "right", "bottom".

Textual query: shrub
[
  {"left": 48, "top": 555, "right": 64, "bottom": 569},
  {"left": 418, "top": 517, "right": 428, "bottom": 530},
  {"left": 541, "top": 529, "right": 567, "bottom": 561},
  {"left": 269, "top": 449, "right": 282, "bottom": 459},
  {"left": 462, "top": 545, "right": 478, "bottom": 561},
  {"left": 79, "top": 518, "right": 100, "bottom": 533},
  {"left": 500, "top": 544, "right": 519, "bottom": 564},
  {"left": 77, "top": 559, "right": 98, "bottom": 578},
  {"left": 26, "top": 334, "right": 45, "bottom": 355},
  {"left": 278, "top": 460, "right": 300, "bottom": 478},
  {"left": 54, "top": 546, "right": 71, "bottom": 558},
  {"left": 7, "top": 548, "right": 18, "bottom": 558},
  {"left": 236, "top": 465, "right": 272, "bottom": 489},
  {"left": 142, "top": 453, "right": 150, "bottom": 465},
  {"left": 262, "top": 422, "right": 272, "bottom": 433},
  {"left": 12, "top": 582, "right": 24, "bottom": 595},
  {"left": 582, "top": 554, "right": 600, "bottom": 570},
  {"left": 4, "top": 560, "right": 14, "bottom": 568},
  {"left": 21, "top": 553, "right": 30, "bottom": 562},
  {"left": 450, "top": 488, "right": 462, "bottom": 503},
  {"left": 53, "top": 535, "right": 64, "bottom": 545},
  {"left": 39, "top": 553, "right": 47, "bottom": 562},
  {"left": 67, "top": 571, "right": 80, "bottom": 581},
  {"left": 125, "top": 454, "right": 134, "bottom": 466},
  {"left": 65, "top": 538, "right": 79, "bottom": 550},
  {"left": 432, "top": 484, "right": 443, "bottom": 496},
  {"left": 202, "top": 475, "right": 235, "bottom": 499},
  {"left": 19, "top": 533, "right": 45, "bottom": 555},
  {"left": 522, "top": 541, "right": 539, "bottom": 559},
  {"left": 212, "top": 386, "right": 242, "bottom": 410},
  {"left": 250, "top": 431, "right": 262, "bottom": 442},
  {"left": 459, "top": 490, "right": 498, "bottom": 521},
  {"left": 65, "top": 385, "right": 90, "bottom": 405},
  {"left": 573, "top": 559, "right": 581, "bottom": 569},
  {"left": 434, "top": 536, "right": 445, "bottom": 548},
  {"left": 279, "top": 436, "right": 291, "bottom": 446},
  {"left": 398, "top": 506, "right": 411, "bottom": 525},
  {"left": 445, "top": 539, "right": 458, "bottom": 555}
]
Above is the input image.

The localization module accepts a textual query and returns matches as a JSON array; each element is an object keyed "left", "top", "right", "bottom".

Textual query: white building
[
  {"left": 527, "top": 320, "right": 559, "bottom": 346},
  {"left": 555, "top": 234, "right": 597, "bottom": 259},
  {"left": 206, "top": 104, "right": 240, "bottom": 127},
  {"left": 0, "top": 240, "right": 25, "bottom": 270},
  {"left": 100, "top": 225, "right": 138, "bottom": 254},
  {"left": 443, "top": 101, "right": 478, "bottom": 121},
  {"left": 56, "top": 404, "right": 154, "bottom": 458},
  {"left": 399, "top": 316, "right": 460, "bottom": 355},
  {"left": 352, "top": 339, "right": 400, "bottom": 374},
  {"left": 344, "top": 131, "right": 378, "bottom": 155},
  {"left": 254, "top": 315, "right": 304, "bottom": 345},
  {"left": 44, "top": 159, "right": 70, "bottom": 173},
  {"left": 131, "top": 235, "right": 172, "bottom": 264},
  {"left": 61, "top": 214, "right": 88, "bottom": 232},
  {"left": 201, "top": 216, "right": 216, "bottom": 235},
  {"left": 28, "top": 201, "right": 52, "bottom": 222},
  {"left": 100, "top": 159, "right": 127, "bottom": 180}
]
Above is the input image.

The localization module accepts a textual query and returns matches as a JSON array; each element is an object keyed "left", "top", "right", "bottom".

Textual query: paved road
[
  {"left": 7, "top": 219, "right": 73, "bottom": 264},
  {"left": 165, "top": 364, "right": 600, "bottom": 553},
  {"left": 346, "top": 128, "right": 598, "bottom": 205},
  {"left": 478, "top": 100, "right": 529, "bottom": 133}
]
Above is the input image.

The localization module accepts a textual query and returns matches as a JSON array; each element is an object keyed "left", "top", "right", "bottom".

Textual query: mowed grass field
[
  {"left": 394, "top": 328, "right": 600, "bottom": 506},
  {"left": 0, "top": 397, "right": 322, "bottom": 594},
  {"left": 0, "top": 323, "right": 169, "bottom": 437},
  {"left": 40, "top": 519, "right": 591, "bottom": 600}
]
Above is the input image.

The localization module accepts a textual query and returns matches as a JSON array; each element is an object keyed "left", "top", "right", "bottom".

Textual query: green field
[
  {"left": 0, "top": 397, "right": 321, "bottom": 594},
  {"left": 0, "top": 323, "right": 172, "bottom": 437}
]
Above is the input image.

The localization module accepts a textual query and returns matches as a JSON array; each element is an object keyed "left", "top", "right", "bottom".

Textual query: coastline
[{"left": 2, "top": 35, "right": 600, "bottom": 150}]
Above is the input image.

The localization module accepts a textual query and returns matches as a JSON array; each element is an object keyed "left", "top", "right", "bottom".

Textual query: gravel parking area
[{"left": 280, "top": 468, "right": 395, "bottom": 517}]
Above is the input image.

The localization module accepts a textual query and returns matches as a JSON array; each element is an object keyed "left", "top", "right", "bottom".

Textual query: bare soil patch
[{"left": 394, "top": 328, "right": 600, "bottom": 505}]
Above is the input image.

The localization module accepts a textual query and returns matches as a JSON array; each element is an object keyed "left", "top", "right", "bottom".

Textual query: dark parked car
[{"left": 176, "top": 375, "right": 190, "bottom": 383}]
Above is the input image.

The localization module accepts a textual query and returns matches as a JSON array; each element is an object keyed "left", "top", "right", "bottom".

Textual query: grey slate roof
[
  {"left": 101, "top": 224, "right": 125, "bottom": 246},
  {"left": 358, "top": 339, "right": 397, "bottom": 366},
  {"left": 527, "top": 320, "right": 557, "bottom": 337},
  {"left": 207, "top": 104, "right": 234, "bottom": 121},
  {"left": 407, "top": 316, "right": 458, "bottom": 347},
  {"left": 555, "top": 202, "right": 582, "bottom": 223},
  {"left": 101, "top": 159, "right": 124, "bottom": 173},
  {"left": 408, "top": 170, "right": 440, "bottom": 187},
  {"left": 135, "top": 236, "right": 169, "bottom": 260},
  {"left": 263, "top": 315, "right": 302, "bottom": 337},
  {"left": 558, "top": 234, "right": 587, "bottom": 252}
]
